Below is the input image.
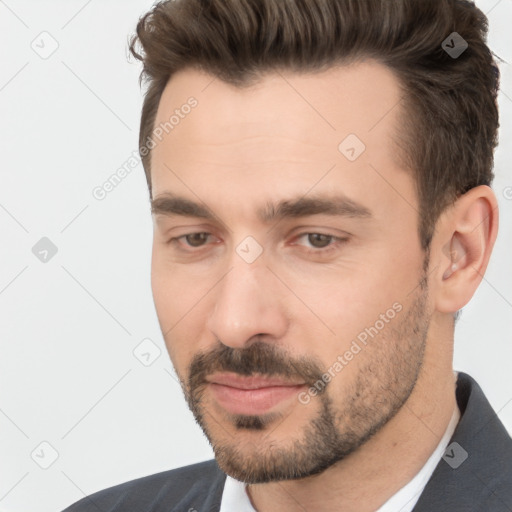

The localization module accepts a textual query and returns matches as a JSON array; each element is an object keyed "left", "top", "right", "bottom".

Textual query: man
[{"left": 63, "top": 0, "right": 512, "bottom": 510}]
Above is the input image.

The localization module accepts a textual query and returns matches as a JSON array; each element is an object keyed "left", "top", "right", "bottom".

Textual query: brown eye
[
  {"left": 307, "top": 233, "right": 334, "bottom": 248},
  {"left": 291, "top": 232, "right": 349, "bottom": 256},
  {"left": 184, "top": 232, "right": 210, "bottom": 247}
]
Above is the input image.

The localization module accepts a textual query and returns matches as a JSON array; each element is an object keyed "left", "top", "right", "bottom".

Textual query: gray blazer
[{"left": 62, "top": 372, "right": 512, "bottom": 511}]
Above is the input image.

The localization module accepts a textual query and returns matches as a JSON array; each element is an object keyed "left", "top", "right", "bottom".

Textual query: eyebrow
[{"left": 151, "top": 192, "right": 372, "bottom": 224}]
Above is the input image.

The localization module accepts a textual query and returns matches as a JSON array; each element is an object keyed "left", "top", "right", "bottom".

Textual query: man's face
[{"left": 150, "top": 61, "right": 432, "bottom": 483}]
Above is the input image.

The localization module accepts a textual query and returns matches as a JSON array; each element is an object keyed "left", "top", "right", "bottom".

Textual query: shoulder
[{"left": 61, "top": 459, "right": 227, "bottom": 512}]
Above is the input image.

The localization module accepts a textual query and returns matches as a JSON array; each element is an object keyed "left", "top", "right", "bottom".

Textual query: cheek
[
  {"left": 151, "top": 246, "right": 198, "bottom": 325},
  {"left": 283, "top": 249, "right": 420, "bottom": 354},
  {"left": 151, "top": 249, "right": 215, "bottom": 367},
  {"left": 151, "top": 252, "right": 175, "bottom": 326}
]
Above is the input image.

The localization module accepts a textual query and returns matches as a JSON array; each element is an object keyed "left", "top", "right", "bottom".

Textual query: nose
[{"left": 206, "top": 258, "right": 288, "bottom": 349}]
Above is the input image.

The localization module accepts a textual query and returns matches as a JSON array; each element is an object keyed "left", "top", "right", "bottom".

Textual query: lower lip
[{"left": 208, "top": 383, "right": 306, "bottom": 415}]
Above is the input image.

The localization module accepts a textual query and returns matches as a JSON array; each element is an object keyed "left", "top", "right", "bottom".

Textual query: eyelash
[{"left": 167, "top": 232, "right": 349, "bottom": 255}]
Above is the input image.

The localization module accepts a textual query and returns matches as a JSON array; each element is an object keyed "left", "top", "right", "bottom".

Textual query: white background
[{"left": 0, "top": 1, "right": 511, "bottom": 511}]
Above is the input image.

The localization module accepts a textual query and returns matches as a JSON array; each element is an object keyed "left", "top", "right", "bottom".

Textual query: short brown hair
[{"left": 129, "top": 0, "right": 500, "bottom": 249}]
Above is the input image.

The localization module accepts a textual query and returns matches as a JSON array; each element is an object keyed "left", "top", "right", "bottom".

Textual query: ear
[{"left": 433, "top": 185, "right": 499, "bottom": 313}]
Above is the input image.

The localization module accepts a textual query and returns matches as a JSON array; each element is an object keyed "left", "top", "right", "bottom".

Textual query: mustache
[{"left": 187, "top": 340, "right": 325, "bottom": 392}]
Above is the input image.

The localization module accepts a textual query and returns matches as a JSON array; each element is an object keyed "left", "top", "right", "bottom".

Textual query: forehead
[
  {"left": 150, "top": 61, "right": 414, "bottom": 221},
  {"left": 153, "top": 60, "right": 403, "bottom": 146}
]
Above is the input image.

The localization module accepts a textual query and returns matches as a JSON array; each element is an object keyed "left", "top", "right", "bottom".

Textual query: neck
[{"left": 246, "top": 329, "right": 458, "bottom": 512}]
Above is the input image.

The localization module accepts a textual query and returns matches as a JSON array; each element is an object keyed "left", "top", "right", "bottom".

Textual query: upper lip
[{"left": 206, "top": 372, "right": 306, "bottom": 390}]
